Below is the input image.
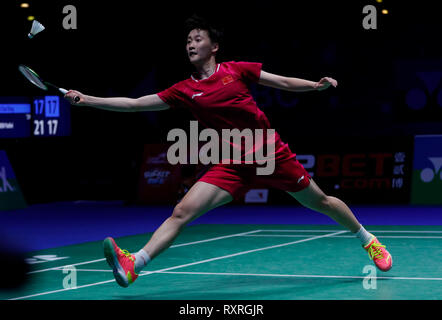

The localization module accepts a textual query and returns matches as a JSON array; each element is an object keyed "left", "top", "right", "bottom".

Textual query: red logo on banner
[{"left": 316, "top": 153, "right": 394, "bottom": 190}]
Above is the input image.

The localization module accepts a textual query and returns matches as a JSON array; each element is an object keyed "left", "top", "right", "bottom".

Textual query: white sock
[
  {"left": 354, "top": 226, "right": 374, "bottom": 246},
  {"left": 134, "top": 249, "right": 151, "bottom": 273}
]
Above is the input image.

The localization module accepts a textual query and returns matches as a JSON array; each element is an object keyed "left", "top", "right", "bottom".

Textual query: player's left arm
[{"left": 258, "top": 70, "right": 338, "bottom": 92}]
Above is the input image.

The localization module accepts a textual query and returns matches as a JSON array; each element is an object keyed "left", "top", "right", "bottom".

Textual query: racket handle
[{"left": 59, "top": 88, "right": 80, "bottom": 103}]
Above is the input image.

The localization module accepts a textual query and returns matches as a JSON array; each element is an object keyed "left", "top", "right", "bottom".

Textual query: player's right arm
[{"left": 64, "top": 90, "right": 170, "bottom": 112}]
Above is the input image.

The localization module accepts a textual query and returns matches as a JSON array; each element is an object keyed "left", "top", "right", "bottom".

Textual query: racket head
[{"left": 18, "top": 64, "right": 48, "bottom": 91}]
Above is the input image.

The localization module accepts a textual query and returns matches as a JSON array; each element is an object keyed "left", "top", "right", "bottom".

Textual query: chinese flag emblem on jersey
[{"left": 222, "top": 75, "right": 234, "bottom": 85}]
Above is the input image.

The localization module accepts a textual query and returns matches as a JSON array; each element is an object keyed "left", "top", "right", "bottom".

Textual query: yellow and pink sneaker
[
  {"left": 103, "top": 237, "right": 138, "bottom": 287},
  {"left": 363, "top": 237, "right": 393, "bottom": 272}
]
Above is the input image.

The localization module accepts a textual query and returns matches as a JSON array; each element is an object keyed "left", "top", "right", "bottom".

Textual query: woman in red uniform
[{"left": 65, "top": 15, "right": 392, "bottom": 288}]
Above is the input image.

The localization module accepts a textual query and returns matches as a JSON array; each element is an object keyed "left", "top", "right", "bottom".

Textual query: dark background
[{"left": 1, "top": 0, "right": 441, "bottom": 204}]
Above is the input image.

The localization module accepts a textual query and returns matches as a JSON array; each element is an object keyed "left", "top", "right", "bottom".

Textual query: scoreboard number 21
[{"left": 33, "top": 97, "right": 60, "bottom": 136}]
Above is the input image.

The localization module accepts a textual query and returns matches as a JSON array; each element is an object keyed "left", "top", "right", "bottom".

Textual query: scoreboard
[{"left": 0, "top": 96, "right": 70, "bottom": 138}]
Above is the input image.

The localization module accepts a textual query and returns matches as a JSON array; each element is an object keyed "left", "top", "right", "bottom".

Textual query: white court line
[
  {"left": 139, "top": 231, "right": 347, "bottom": 276},
  {"left": 68, "top": 269, "right": 151, "bottom": 275},
  {"left": 27, "top": 229, "right": 442, "bottom": 275},
  {"left": 262, "top": 229, "right": 442, "bottom": 233},
  {"left": 260, "top": 229, "right": 349, "bottom": 233},
  {"left": 369, "top": 230, "right": 442, "bottom": 233},
  {"left": 27, "top": 258, "right": 107, "bottom": 275},
  {"left": 25, "top": 228, "right": 442, "bottom": 275},
  {"left": 157, "top": 271, "right": 442, "bottom": 282},
  {"left": 10, "top": 230, "right": 345, "bottom": 300},
  {"left": 59, "top": 269, "right": 113, "bottom": 272},
  {"left": 27, "top": 229, "right": 262, "bottom": 275},
  {"left": 8, "top": 279, "right": 118, "bottom": 300},
  {"left": 243, "top": 235, "right": 442, "bottom": 239},
  {"left": 170, "top": 229, "right": 262, "bottom": 247}
]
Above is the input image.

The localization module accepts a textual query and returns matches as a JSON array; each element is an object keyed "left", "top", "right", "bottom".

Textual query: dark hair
[{"left": 184, "top": 14, "right": 224, "bottom": 45}]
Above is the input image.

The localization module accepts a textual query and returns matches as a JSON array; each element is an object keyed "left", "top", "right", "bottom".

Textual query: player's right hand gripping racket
[{"left": 18, "top": 64, "right": 80, "bottom": 102}]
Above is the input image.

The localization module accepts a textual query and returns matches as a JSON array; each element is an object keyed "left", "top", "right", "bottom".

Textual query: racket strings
[{"left": 18, "top": 65, "right": 48, "bottom": 90}]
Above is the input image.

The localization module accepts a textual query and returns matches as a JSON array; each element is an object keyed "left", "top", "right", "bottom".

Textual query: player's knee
[
  {"left": 310, "top": 195, "right": 333, "bottom": 213},
  {"left": 171, "top": 202, "right": 197, "bottom": 225}
]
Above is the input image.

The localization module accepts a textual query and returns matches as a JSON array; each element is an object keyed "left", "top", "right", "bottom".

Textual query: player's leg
[
  {"left": 142, "top": 181, "right": 233, "bottom": 259},
  {"left": 287, "top": 179, "right": 392, "bottom": 271},
  {"left": 287, "top": 179, "right": 361, "bottom": 232},
  {"left": 103, "top": 181, "right": 233, "bottom": 287}
]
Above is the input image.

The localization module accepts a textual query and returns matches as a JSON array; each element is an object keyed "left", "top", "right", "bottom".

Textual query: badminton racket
[{"left": 18, "top": 64, "right": 80, "bottom": 102}]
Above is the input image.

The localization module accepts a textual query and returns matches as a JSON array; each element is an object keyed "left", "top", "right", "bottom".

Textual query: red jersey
[{"left": 157, "top": 61, "right": 296, "bottom": 164}]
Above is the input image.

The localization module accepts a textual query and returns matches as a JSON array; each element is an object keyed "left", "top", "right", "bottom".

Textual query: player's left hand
[{"left": 314, "top": 77, "right": 338, "bottom": 91}]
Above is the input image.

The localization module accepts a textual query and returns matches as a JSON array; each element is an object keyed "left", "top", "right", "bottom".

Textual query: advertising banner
[
  {"left": 137, "top": 137, "right": 414, "bottom": 205},
  {"left": 411, "top": 135, "right": 442, "bottom": 204},
  {"left": 274, "top": 136, "right": 414, "bottom": 204},
  {"left": 137, "top": 144, "right": 182, "bottom": 204},
  {"left": 0, "top": 150, "right": 27, "bottom": 210}
]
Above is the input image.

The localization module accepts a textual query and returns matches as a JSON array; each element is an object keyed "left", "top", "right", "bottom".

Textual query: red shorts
[{"left": 198, "top": 157, "right": 311, "bottom": 201}]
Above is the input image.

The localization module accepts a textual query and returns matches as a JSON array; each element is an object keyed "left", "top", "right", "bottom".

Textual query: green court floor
[{"left": 3, "top": 224, "right": 442, "bottom": 300}]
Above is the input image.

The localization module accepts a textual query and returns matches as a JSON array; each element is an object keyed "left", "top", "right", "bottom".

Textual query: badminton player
[{"left": 65, "top": 15, "right": 392, "bottom": 287}]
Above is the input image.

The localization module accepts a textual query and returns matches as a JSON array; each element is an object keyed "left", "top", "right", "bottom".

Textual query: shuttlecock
[{"left": 28, "top": 20, "right": 45, "bottom": 39}]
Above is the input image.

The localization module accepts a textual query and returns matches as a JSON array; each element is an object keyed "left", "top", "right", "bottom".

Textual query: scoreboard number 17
[
  {"left": 33, "top": 119, "right": 58, "bottom": 136},
  {"left": 33, "top": 97, "right": 60, "bottom": 136}
]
